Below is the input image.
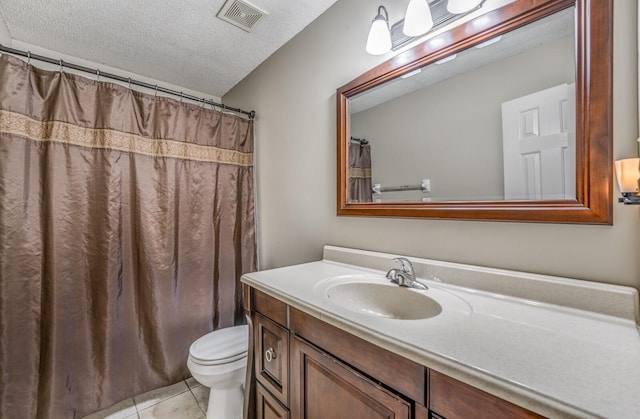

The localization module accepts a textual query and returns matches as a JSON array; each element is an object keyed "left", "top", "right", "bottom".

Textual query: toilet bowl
[{"left": 187, "top": 325, "right": 249, "bottom": 419}]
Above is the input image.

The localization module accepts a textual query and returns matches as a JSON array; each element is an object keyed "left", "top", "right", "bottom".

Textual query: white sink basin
[
  {"left": 315, "top": 273, "right": 472, "bottom": 322},
  {"left": 327, "top": 282, "right": 442, "bottom": 320}
]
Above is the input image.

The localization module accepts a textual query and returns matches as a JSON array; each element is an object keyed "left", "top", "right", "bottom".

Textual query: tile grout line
[
  {"left": 135, "top": 381, "right": 192, "bottom": 417},
  {"left": 132, "top": 396, "right": 141, "bottom": 418},
  {"left": 86, "top": 379, "right": 198, "bottom": 418},
  {"left": 185, "top": 379, "right": 207, "bottom": 417},
  {"left": 185, "top": 380, "right": 207, "bottom": 419}
]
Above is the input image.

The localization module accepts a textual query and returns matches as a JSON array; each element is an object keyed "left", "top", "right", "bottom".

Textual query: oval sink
[{"left": 326, "top": 282, "right": 442, "bottom": 320}]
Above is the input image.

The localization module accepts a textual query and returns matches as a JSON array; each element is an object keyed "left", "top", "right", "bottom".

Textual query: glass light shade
[
  {"left": 403, "top": 0, "right": 434, "bottom": 37},
  {"left": 366, "top": 18, "right": 392, "bottom": 55},
  {"left": 614, "top": 158, "right": 640, "bottom": 193},
  {"left": 447, "top": 0, "right": 483, "bottom": 14}
]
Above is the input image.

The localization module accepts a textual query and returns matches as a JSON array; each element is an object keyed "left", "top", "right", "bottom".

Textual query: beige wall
[
  {"left": 224, "top": 0, "right": 640, "bottom": 290},
  {"left": 0, "top": 12, "right": 11, "bottom": 46}
]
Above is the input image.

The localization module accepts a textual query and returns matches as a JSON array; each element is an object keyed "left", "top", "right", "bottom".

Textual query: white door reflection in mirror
[{"left": 502, "top": 83, "right": 576, "bottom": 200}]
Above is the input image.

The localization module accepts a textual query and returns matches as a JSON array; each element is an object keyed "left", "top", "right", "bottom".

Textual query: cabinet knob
[{"left": 265, "top": 347, "right": 277, "bottom": 363}]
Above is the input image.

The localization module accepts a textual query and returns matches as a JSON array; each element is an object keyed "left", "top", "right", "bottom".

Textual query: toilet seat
[
  {"left": 189, "top": 325, "right": 248, "bottom": 366},
  {"left": 190, "top": 351, "right": 247, "bottom": 366}
]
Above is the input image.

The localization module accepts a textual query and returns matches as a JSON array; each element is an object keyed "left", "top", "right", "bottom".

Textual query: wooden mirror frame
[{"left": 337, "top": 0, "right": 612, "bottom": 224}]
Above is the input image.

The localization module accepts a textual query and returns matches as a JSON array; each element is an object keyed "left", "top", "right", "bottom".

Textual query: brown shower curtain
[
  {"left": 348, "top": 142, "right": 373, "bottom": 202},
  {"left": 0, "top": 54, "right": 256, "bottom": 418}
]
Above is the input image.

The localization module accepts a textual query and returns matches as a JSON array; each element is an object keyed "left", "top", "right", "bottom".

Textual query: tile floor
[{"left": 83, "top": 377, "right": 208, "bottom": 419}]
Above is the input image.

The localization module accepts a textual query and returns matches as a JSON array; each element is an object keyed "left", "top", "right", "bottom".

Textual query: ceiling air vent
[{"left": 217, "top": 0, "right": 267, "bottom": 32}]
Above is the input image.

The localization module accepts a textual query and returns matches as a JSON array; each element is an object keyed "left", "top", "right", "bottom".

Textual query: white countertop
[{"left": 241, "top": 246, "right": 640, "bottom": 419}]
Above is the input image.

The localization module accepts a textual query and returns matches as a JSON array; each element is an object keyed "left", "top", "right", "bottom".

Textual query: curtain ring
[
  {"left": 59, "top": 59, "right": 63, "bottom": 73},
  {"left": 27, "top": 51, "right": 31, "bottom": 66},
  {"left": 128, "top": 77, "right": 132, "bottom": 89},
  {"left": 180, "top": 92, "right": 184, "bottom": 103},
  {"left": 96, "top": 69, "right": 100, "bottom": 82},
  {"left": 154, "top": 84, "right": 158, "bottom": 97},
  {"left": 201, "top": 98, "right": 206, "bottom": 108}
]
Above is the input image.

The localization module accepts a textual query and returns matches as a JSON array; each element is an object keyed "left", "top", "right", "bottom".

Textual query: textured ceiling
[{"left": 0, "top": 0, "right": 338, "bottom": 97}]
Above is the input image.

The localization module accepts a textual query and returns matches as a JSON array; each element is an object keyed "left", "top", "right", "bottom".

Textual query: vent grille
[{"left": 217, "top": 0, "right": 267, "bottom": 32}]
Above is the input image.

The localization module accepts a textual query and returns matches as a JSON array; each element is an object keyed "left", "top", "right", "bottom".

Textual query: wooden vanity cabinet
[
  {"left": 245, "top": 286, "right": 543, "bottom": 419},
  {"left": 251, "top": 288, "right": 290, "bottom": 412},
  {"left": 257, "top": 383, "right": 289, "bottom": 419},
  {"left": 289, "top": 307, "right": 426, "bottom": 406},
  {"left": 290, "top": 335, "right": 412, "bottom": 419},
  {"left": 255, "top": 313, "right": 289, "bottom": 406},
  {"left": 429, "top": 370, "right": 544, "bottom": 419}
]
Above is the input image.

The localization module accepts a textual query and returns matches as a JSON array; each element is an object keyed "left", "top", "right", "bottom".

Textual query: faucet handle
[{"left": 393, "top": 257, "right": 415, "bottom": 275}]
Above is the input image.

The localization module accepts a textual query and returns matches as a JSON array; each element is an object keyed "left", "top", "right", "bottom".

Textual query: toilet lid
[{"left": 189, "top": 325, "right": 248, "bottom": 365}]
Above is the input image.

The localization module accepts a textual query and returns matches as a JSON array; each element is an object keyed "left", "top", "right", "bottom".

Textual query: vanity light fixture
[
  {"left": 614, "top": 157, "right": 640, "bottom": 204},
  {"left": 403, "top": 0, "right": 434, "bottom": 36},
  {"left": 447, "top": 0, "right": 484, "bottom": 14},
  {"left": 366, "top": 6, "right": 392, "bottom": 55},
  {"left": 366, "top": 1, "right": 487, "bottom": 55}
]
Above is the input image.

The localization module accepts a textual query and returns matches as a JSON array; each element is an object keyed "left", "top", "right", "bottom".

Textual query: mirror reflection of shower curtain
[{"left": 348, "top": 142, "right": 373, "bottom": 202}]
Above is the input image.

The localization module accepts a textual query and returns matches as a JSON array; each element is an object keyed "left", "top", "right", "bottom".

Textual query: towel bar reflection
[{"left": 373, "top": 179, "right": 431, "bottom": 194}]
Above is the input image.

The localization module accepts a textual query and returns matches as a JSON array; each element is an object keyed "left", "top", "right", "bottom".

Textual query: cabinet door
[
  {"left": 257, "top": 383, "right": 289, "bottom": 419},
  {"left": 255, "top": 313, "right": 289, "bottom": 405},
  {"left": 290, "top": 336, "right": 411, "bottom": 419}
]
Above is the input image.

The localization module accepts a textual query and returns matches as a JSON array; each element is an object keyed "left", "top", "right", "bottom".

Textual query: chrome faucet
[{"left": 386, "top": 257, "right": 428, "bottom": 290}]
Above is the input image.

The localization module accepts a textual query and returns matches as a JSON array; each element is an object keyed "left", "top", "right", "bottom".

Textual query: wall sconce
[
  {"left": 614, "top": 158, "right": 640, "bottom": 204},
  {"left": 366, "top": 6, "right": 392, "bottom": 55}
]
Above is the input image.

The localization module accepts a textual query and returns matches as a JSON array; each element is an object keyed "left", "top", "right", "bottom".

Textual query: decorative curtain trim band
[
  {"left": 349, "top": 167, "right": 371, "bottom": 178},
  {"left": 0, "top": 110, "right": 253, "bottom": 166}
]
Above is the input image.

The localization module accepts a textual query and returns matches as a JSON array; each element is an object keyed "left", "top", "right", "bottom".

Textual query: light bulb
[
  {"left": 366, "top": 6, "right": 392, "bottom": 55},
  {"left": 403, "top": 0, "right": 434, "bottom": 37},
  {"left": 447, "top": 0, "right": 483, "bottom": 14}
]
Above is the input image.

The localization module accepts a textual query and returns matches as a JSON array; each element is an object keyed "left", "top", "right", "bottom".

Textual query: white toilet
[{"left": 187, "top": 325, "right": 249, "bottom": 419}]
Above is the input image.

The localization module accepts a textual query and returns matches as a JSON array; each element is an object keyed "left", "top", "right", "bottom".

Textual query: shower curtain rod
[{"left": 0, "top": 44, "right": 256, "bottom": 120}]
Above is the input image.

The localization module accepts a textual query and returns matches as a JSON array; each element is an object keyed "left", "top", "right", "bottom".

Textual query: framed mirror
[{"left": 337, "top": 0, "right": 612, "bottom": 223}]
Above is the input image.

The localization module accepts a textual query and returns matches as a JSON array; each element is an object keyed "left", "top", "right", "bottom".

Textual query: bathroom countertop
[{"left": 241, "top": 246, "right": 640, "bottom": 419}]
